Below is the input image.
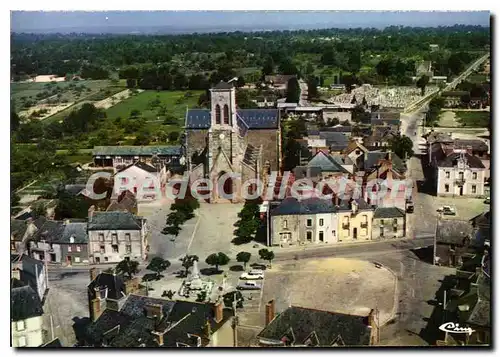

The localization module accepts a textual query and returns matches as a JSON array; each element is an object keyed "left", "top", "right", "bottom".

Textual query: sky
[{"left": 11, "top": 11, "right": 491, "bottom": 34}]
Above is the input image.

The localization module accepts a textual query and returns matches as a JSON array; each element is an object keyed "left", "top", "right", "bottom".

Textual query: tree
[
  {"left": 258, "top": 249, "right": 275, "bottom": 268},
  {"left": 168, "top": 131, "right": 180, "bottom": 143},
  {"left": 134, "top": 132, "right": 150, "bottom": 146},
  {"left": 416, "top": 75, "right": 430, "bottom": 96},
  {"left": 147, "top": 257, "right": 171, "bottom": 279},
  {"left": 166, "top": 210, "right": 188, "bottom": 227},
  {"left": 307, "top": 77, "right": 319, "bottom": 100},
  {"left": 130, "top": 109, "right": 141, "bottom": 118},
  {"left": 205, "top": 252, "right": 230, "bottom": 272},
  {"left": 236, "top": 76, "right": 246, "bottom": 88},
  {"left": 286, "top": 77, "right": 301, "bottom": 103},
  {"left": 115, "top": 259, "right": 140, "bottom": 280},
  {"left": 262, "top": 57, "right": 274, "bottom": 76},
  {"left": 162, "top": 224, "right": 181, "bottom": 238},
  {"left": 180, "top": 254, "right": 199, "bottom": 276},
  {"left": 126, "top": 78, "right": 137, "bottom": 88},
  {"left": 388, "top": 135, "right": 415, "bottom": 160},
  {"left": 236, "top": 252, "right": 251, "bottom": 269},
  {"left": 31, "top": 202, "right": 46, "bottom": 218},
  {"left": 11, "top": 111, "right": 20, "bottom": 132}
]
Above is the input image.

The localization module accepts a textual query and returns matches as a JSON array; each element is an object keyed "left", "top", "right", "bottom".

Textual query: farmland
[
  {"left": 455, "top": 111, "right": 490, "bottom": 128},
  {"left": 105, "top": 90, "right": 203, "bottom": 124}
]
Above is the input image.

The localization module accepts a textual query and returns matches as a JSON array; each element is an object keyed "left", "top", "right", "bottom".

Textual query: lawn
[
  {"left": 105, "top": 90, "right": 203, "bottom": 123},
  {"left": 455, "top": 111, "right": 490, "bottom": 128}
]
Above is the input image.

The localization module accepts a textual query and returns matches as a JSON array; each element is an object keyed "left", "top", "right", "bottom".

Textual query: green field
[
  {"left": 455, "top": 111, "right": 490, "bottom": 128},
  {"left": 467, "top": 73, "right": 489, "bottom": 84},
  {"left": 105, "top": 90, "right": 203, "bottom": 123}
]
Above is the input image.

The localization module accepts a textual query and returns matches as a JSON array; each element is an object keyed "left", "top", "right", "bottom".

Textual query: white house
[
  {"left": 113, "top": 161, "right": 167, "bottom": 201},
  {"left": 11, "top": 284, "right": 44, "bottom": 347}
]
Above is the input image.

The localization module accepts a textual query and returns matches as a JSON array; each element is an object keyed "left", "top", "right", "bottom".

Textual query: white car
[
  {"left": 437, "top": 206, "right": 456, "bottom": 216},
  {"left": 240, "top": 270, "right": 264, "bottom": 280}
]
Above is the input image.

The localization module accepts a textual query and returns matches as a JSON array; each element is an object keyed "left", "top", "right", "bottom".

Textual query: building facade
[
  {"left": 436, "top": 151, "right": 486, "bottom": 197},
  {"left": 372, "top": 207, "right": 406, "bottom": 240},
  {"left": 87, "top": 208, "right": 148, "bottom": 264}
]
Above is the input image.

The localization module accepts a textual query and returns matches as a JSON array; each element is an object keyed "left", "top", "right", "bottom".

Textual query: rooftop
[
  {"left": 185, "top": 109, "right": 279, "bottom": 130},
  {"left": 436, "top": 219, "right": 473, "bottom": 245},
  {"left": 11, "top": 284, "right": 44, "bottom": 322},
  {"left": 257, "top": 306, "right": 372, "bottom": 346},
  {"left": 437, "top": 152, "right": 485, "bottom": 169},
  {"left": 92, "top": 146, "right": 181, "bottom": 157},
  {"left": 88, "top": 211, "right": 144, "bottom": 231},
  {"left": 374, "top": 207, "right": 406, "bottom": 219}
]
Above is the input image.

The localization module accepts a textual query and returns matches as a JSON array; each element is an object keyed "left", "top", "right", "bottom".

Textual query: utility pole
[
  {"left": 433, "top": 213, "right": 441, "bottom": 265},
  {"left": 232, "top": 293, "right": 239, "bottom": 347},
  {"left": 443, "top": 289, "right": 448, "bottom": 343}
]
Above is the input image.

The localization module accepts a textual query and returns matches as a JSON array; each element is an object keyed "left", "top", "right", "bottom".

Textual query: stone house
[
  {"left": 370, "top": 112, "right": 401, "bottom": 132},
  {"left": 342, "top": 140, "right": 369, "bottom": 171},
  {"left": 303, "top": 151, "right": 351, "bottom": 180},
  {"left": 11, "top": 218, "right": 38, "bottom": 254},
  {"left": 87, "top": 208, "right": 148, "bottom": 264},
  {"left": 336, "top": 199, "right": 374, "bottom": 242},
  {"left": 363, "top": 127, "right": 398, "bottom": 149},
  {"left": 11, "top": 282, "right": 44, "bottom": 347},
  {"left": 28, "top": 219, "right": 89, "bottom": 265},
  {"left": 84, "top": 269, "right": 234, "bottom": 347},
  {"left": 372, "top": 207, "right": 406, "bottom": 240},
  {"left": 435, "top": 150, "right": 486, "bottom": 197},
  {"left": 106, "top": 190, "right": 138, "bottom": 215},
  {"left": 270, "top": 197, "right": 339, "bottom": 247},
  {"left": 113, "top": 161, "right": 167, "bottom": 202},
  {"left": 257, "top": 301, "right": 378, "bottom": 346}
]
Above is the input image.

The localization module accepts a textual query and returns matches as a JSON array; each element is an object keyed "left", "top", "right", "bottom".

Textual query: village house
[
  {"left": 87, "top": 207, "right": 148, "bottom": 264},
  {"left": 113, "top": 161, "right": 168, "bottom": 201},
  {"left": 342, "top": 140, "right": 369, "bottom": 171},
  {"left": 469, "top": 211, "right": 490, "bottom": 247},
  {"left": 434, "top": 219, "right": 475, "bottom": 267},
  {"left": 257, "top": 301, "right": 378, "bottom": 346},
  {"left": 264, "top": 74, "right": 297, "bottom": 90},
  {"left": 84, "top": 269, "right": 234, "bottom": 347},
  {"left": 185, "top": 81, "right": 281, "bottom": 203},
  {"left": 11, "top": 218, "right": 38, "bottom": 254},
  {"left": 363, "top": 127, "right": 399, "bottom": 149},
  {"left": 433, "top": 148, "right": 486, "bottom": 198},
  {"left": 302, "top": 131, "right": 350, "bottom": 155},
  {"left": 28, "top": 218, "right": 89, "bottom": 266},
  {"left": 372, "top": 207, "right": 407, "bottom": 240},
  {"left": 92, "top": 145, "right": 182, "bottom": 172},
  {"left": 11, "top": 280, "right": 45, "bottom": 347},
  {"left": 293, "top": 151, "right": 351, "bottom": 181},
  {"left": 11, "top": 254, "right": 48, "bottom": 302},
  {"left": 270, "top": 197, "right": 374, "bottom": 246},
  {"left": 106, "top": 190, "right": 138, "bottom": 215},
  {"left": 370, "top": 112, "right": 401, "bottom": 132}
]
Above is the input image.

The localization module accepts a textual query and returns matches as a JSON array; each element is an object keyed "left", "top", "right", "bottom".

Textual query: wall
[
  {"left": 337, "top": 209, "right": 373, "bottom": 242},
  {"left": 60, "top": 243, "right": 90, "bottom": 265},
  {"left": 372, "top": 216, "right": 406, "bottom": 240},
  {"left": 271, "top": 215, "right": 300, "bottom": 247},
  {"left": 186, "top": 130, "right": 208, "bottom": 169},
  {"left": 114, "top": 166, "right": 162, "bottom": 201},
  {"left": 314, "top": 213, "right": 338, "bottom": 244},
  {"left": 246, "top": 130, "right": 280, "bottom": 172},
  {"left": 88, "top": 229, "right": 144, "bottom": 263},
  {"left": 29, "top": 242, "right": 62, "bottom": 264},
  {"left": 209, "top": 320, "right": 234, "bottom": 347},
  {"left": 11, "top": 316, "right": 44, "bottom": 347},
  {"left": 323, "top": 110, "right": 352, "bottom": 123},
  {"left": 437, "top": 167, "right": 485, "bottom": 197},
  {"left": 19, "top": 260, "right": 47, "bottom": 301}
]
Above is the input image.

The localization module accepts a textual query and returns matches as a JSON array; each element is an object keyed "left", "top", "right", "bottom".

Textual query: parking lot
[{"left": 235, "top": 257, "right": 397, "bottom": 328}]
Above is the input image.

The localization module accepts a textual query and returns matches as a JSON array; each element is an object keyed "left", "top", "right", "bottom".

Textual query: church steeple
[{"left": 210, "top": 81, "right": 237, "bottom": 129}]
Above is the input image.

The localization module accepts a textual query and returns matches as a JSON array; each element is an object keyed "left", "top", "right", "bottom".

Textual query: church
[{"left": 184, "top": 81, "right": 282, "bottom": 203}]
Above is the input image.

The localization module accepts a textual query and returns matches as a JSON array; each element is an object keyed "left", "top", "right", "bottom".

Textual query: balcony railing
[
  {"left": 455, "top": 178, "right": 466, "bottom": 186},
  {"left": 360, "top": 222, "right": 368, "bottom": 228},
  {"left": 342, "top": 223, "right": 350, "bottom": 230}
]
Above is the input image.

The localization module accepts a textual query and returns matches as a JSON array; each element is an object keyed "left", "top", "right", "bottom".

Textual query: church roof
[
  {"left": 213, "top": 81, "right": 234, "bottom": 90},
  {"left": 185, "top": 109, "right": 279, "bottom": 129}
]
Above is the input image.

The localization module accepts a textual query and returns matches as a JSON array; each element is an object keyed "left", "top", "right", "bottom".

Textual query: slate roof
[
  {"left": 11, "top": 254, "right": 45, "bottom": 275},
  {"left": 257, "top": 306, "right": 372, "bottom": 346},
  {"left": 307, "top": 152, "right": 349, "bottom": 173},
  {"left": 364, "top": 152, "right": 405, "bottom": 174},
  {"left": 107, "top": 191, "right": 138, "bottom": 214},
  {"left": 35, "top": 220, "right": 65, "bottom": 242},
  {"left": 186, "top": 109, "right": 279, "bottom": 129},
  {"left": 452, "top": 139, "right": 489, "bottom": 152},
  {"left": 11, "top": 284, "right": 44, "bottom": 321},
  {"left": 436, "top": 220, "right": 474, "bottom": 245},
  {"left": 437, "top": 153, "right": 485, "bottom": 169},
  {"left": 371, "top": 119, "right": 401, "bottom": 127},
  {"left": 271, "top": 197, "right": 336, "bottom": 216},
  {"left": 86, "top": 295, "right": 232, "bottom": 347},
  {"left": 88, "top": 272, "right": 126, "bottom": 301},
  {"left": 374, "top": 207, "right": 406, "bottom": 219},
  {"left": 11, "top": 219, "right": 29, "bottom": 241},
  {"left": 318, "top": 132, "right": 349, "bottom": 150},
  {"left": 213, "top": 81, "right": 234, "bottom": 90},
  {"left": 59, "top": 222, "right": 88, "bottom": 244},
  {"left": 88, "top": 212, "right": 143, "bottom": 231},
  {"left": 92, "top": 146, "right": 181, "bottom": 157},
  {"left": 118, "top": 161, "right": 158, "bottom": 174},
  {"left": 292, "top": 166, "right": 322, "bottom": 180}
]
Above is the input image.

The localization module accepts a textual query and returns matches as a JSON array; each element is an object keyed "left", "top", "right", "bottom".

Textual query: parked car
[
  {"left": 484, "top": 197, "right": 490, "bottom": 204},
  {"left": 437, "top": 206, "right": 456, "bottom": 216},
  {"left": 237, "top": 281, "right": 262, "bottom": 290},
  {"left": 240, "top": 270, "right": 264, "bottom": 280},
  {"left": 223, "top": 291, "right": 244, "bottom": 308}
]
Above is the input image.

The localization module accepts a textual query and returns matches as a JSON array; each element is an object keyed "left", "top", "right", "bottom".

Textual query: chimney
[
  {"left": 145, "top": 303, "right": 163, "bottom": 320},
  {"left": 91, "top": 298, "right": 103, "bottom": 322},
  {"left": 89, "top": 267, "right": 98, "bottom": 282},
  {"left": 214, "top": 302, "right": 224, "bottom": 323},
  {"left": 265, "top": 300, "right": 276, "bottom": 326},
  {"left": 88, "top": 205, "right": 96, "bottom": 220},
  {"left": 351, "top": 200, "right": 358, "bottom": 215},
  {"left": 12, "top": 268, "right": 21, "bottom": 280}
]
